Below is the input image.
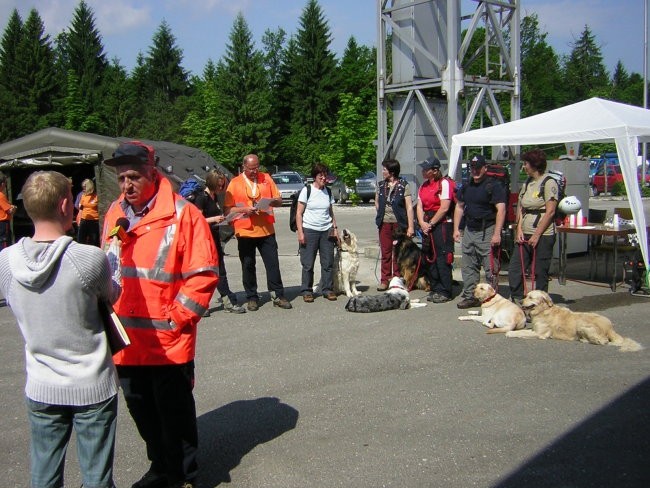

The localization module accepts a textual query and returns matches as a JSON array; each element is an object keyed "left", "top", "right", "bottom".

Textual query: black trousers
[
  {"left": 117, "top": 362, "right": 198, "bottom": 483},
  {"left": 421, "top": 222, "right": 454, "bottom": 298},
  {"left": 237, "top": 234, "right": 285, "bottom": 301},
  {"left": 508, "top": 233, "right": 556, "bottom": 299},
  {"left": 0, "top": 220, "right": 11, "bottom": 250}
]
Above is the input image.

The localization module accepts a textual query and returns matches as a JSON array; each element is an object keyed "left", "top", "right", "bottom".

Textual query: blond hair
[
  {"left": 82, "top": 178, "right": 95, "bottom": 195},
  {"left": 22, "top": 171, "right": 71, "bottom": 221}
]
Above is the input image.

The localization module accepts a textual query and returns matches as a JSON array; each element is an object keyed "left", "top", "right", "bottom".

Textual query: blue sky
[{"left": 0, "top": 0, "right": 646, "bottom": 76}]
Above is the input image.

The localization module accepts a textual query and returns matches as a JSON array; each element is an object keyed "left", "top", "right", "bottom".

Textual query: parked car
[
  {"left": 271, "top": 171, "right": 305, "bottom": 203},
  {"left": 355, "top": 171, "right": 377, "bottom": 203},
  {"left": 591, "top": 164, "right": 650, "bottom": 196},
  {"left": 327, "top": 174, "right": 351, "bottom": 203}
]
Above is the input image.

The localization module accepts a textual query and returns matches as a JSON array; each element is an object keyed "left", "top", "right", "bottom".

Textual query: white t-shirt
[{"left": 298, "top": 185, "right": 333, "bottom": 231}]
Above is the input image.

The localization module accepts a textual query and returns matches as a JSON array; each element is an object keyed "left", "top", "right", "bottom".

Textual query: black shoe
[
  {"left": 131, "top": 469, "right": 168, "bottom": 488},
  {"left": 457, "top": 297, "right": 481, "bottom": 309},
  {"left": 273, "top": 297, "right": 293, "bottom": 309},
  {"left": 247, "top": 299, "right": 259, "bottom": 311}
]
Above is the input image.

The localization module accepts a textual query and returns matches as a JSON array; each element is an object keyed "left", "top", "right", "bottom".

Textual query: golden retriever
[
  {"left": 458, "top": 283, "right": 526, "bottom": 333},
  {"left": 333, "top": 229, "right": 360, "bottom": 298},
  {"left": 506, "top": 290, "right": 643, "bottom": 352}
]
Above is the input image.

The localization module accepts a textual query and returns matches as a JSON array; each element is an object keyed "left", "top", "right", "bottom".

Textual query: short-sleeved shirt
[
  {"left": 298, "top": 185, "right": 333, "bottom": 231},
  {"left": 419, "top": 177, "right": 453, "bottom": 221},
  {"left": 458, "top": 177, "right": 506, "bottom": 230},
  {"left": 225, "top": 173, "right": 280, "bottom": 238},
  {"left": 519, "top": 175, "right": 559, "bottom": 236}
]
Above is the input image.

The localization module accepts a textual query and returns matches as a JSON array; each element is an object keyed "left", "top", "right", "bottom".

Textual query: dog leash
[
  {"left": 518, "top": 241, "right": 536, "bottom": 295},
  {"left": 406, "top": 255, "right": 423, "bottom": 292},
  {"left": 489, "top": 245, "right": 501, "bottom": 290}
]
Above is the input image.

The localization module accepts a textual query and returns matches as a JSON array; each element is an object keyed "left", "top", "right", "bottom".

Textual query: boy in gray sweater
[{"left": 0, "top": 171, "right": 122, "bottom": 488}]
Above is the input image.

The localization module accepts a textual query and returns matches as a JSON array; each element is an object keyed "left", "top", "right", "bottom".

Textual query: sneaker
[
  {"left": 324, "top": 291, "right": 337, "bottom": 301},
  {"left": 426, "top": 293, "right": 441, "bottom": 302},
  {"left": 377, "top": 283, "right": 388, "bottom": 291},
  {"left": 303, "top": 294, "right": 315, "bottom": 303},
  {"left": 131, "top": 469, "right": 168, "bottom": 488},
  {"left": 457, "top": 297, "right": 481, "bottom": 309},
  {"left": 224, "top": 303, "right": 246, "bottom": 314},
  {"left": 247, "top": 299, "right": 259, "bottom": 311},
  {"left": 169, "top": 482, "right": 194, "bottom": 488},
  {"left": 273, "top": 297, "right": 293, "bottom": 309},
  {"left": 431, "top": 294, "right": 451, "bottom": 303},
  {"left": 202, "top": 309, "right": 211, "bottom": 318}
]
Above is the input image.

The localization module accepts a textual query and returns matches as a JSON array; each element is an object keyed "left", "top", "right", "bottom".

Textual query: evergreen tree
[
  {"left": 61, "top": 0, "right": 107, "bottom": 122},
  {"left": 338, "top": 36, "right": 375, "bottom": 109},
  {"left": 13, "top": 9, "right": 61, "bottom": 136},
  {"left": 520, "top": 14, "right": 564, "bottom": 116},
  {"left": 287, "top": 0, "right": 338, "bottom": 165},
  {"left": 145, "top": 20, "right": 189, "bottom": 102},
  {"left": 212, "top": 13, "right": 273, "bottom": 166},
  {"left": 563, "top": 25, "right": 610, "bottom": 103},
  {"left": 100, "top": 59, "right": 136, "bottom": 137},
  {"left": 0, "top": 9, "right": 23, "bottom": 141}
]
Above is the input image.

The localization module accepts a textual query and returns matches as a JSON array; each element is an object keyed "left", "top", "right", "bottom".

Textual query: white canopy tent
[{"left": 449, "top": 97, "right": 650, "bottom": 276}]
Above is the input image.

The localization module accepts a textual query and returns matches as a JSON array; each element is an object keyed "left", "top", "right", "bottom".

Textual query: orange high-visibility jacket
[{"left": 102, "top": 177, "right": 219, "bottom": 366}]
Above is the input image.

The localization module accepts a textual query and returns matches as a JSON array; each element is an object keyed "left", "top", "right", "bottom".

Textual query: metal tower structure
[{"left": 376, "top": 0, "right": 520, "bottom": 179}]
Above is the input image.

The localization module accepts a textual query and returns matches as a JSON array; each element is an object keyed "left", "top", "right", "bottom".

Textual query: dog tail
[{"left": 609, "top": 331, "right": 644, "bottom": 352}]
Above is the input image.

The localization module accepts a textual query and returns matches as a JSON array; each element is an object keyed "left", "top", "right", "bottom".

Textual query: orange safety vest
[{"left": 102, "top": 177, "right": 219, "bottom": 366}]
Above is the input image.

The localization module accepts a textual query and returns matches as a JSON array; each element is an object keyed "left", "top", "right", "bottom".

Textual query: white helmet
[{"left": 558, "top": 195, "right": 582, "bottom": 215}]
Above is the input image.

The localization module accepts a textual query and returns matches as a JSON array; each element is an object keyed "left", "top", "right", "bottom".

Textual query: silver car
[
  {"left": 271, "top": 172, "right": 305, "bottom": 203},
  {"left": 355, "top": 171, "right": 377, "bottom": 203}
]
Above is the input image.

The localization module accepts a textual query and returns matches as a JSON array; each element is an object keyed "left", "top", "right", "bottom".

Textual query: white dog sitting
[
  {"left": 345, "top": 277, "right": 426, "bottom": 313},
  {"left": 458, "top": 283, "right": 526, "bottom": 333}
]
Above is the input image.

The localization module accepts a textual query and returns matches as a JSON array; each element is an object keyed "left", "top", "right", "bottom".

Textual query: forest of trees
[{"left": 0, "top": 0, "right": 644, "bottom": 184}]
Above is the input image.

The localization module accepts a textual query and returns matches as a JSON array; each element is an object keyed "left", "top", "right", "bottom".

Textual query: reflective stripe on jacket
[{"left": 102, "top": 177, "right": 219, "bottom": 365}]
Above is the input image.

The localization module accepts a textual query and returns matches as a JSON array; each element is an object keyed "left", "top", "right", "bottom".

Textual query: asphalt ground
[{"left": 1, "top": 201, "right": 649, "bottom": 487}]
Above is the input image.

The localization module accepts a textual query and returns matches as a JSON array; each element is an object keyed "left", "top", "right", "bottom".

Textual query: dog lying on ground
[
  {"left": 333, "top": 228, "right": 360, "bottom": 298},
  {"left": 458, "top": 283, "right": 526, "bottom": 333},
  {"left": 392, "top": 227, "right": 430, "bottom": 291},
  {"left": 506, "top": 290, "right": 643, "bottom": 352},
  {"left": 345, "top": 277, "right": 426, "bottom": 313}
]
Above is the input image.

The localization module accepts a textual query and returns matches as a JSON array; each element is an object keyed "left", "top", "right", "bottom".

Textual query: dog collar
[
  {"left": 482, "top": 293, "right": 497, "bottom": 304},
  {"left": 388, "top": 285, "right": 404, "bottom": 290}
]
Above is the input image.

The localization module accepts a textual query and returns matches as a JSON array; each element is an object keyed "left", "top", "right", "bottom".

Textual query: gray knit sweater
[{"left": 0, "top": 236, "right": 121, "bottom": 406}]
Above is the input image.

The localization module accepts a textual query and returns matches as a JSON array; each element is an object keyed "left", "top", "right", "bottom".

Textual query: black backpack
[{"left": 289, "top": 184, "right": 332, "bottom": 232}]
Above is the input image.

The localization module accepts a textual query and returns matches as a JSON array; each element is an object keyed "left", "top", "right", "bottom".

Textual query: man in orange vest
[
  {"left": 224, "top": 154, "right": 292, "bottom": 311},
  {"left": 102, "top": 141, "right": 218, "bottom": 488}
]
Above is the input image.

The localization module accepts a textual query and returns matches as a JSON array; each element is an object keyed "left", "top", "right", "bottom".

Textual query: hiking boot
[
  {"left": 273, "top": 297, "right": 293, "bottom": 309},
  {"left": 377, "top": 282, "right": 388, "bottom": 291},
  {"left": 131, "top": 469, "right": 168, "bottom": 488},
  {"left": 247, "top": 299, "right": 259, "bottom": 311},
  {"left": 303, "top": 294, "right": 315, "bottom": 303},
  {"left": 224, "top": 303, "right": 246, "bottom": 314},
  {"left": 457, "top": 297, "right": 481, "bottom": 309},
  {"left": 324, "top": 291, "right": 337, "bottom": 301}
]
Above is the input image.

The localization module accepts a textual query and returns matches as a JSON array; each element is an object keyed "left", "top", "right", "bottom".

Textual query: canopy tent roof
[
  {"left": 449, "top": 97, "right": 649, "bottom": 272},
  {"left": 0, "top": 127, "right": 232, "bottom": 220}
]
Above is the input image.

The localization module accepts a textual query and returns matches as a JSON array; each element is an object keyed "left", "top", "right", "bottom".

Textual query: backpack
[
  {"left": 289, "top": 184, "right": 332, "bottom": 232},
  {"left": 179, "top": 176, "right": 204, "bottom": 202},
  {"left": 522, "top": 169, "right": 567, "bottom": 226},
  {"left": 436, "top": 176, "right": 457, "bottom": 218}
]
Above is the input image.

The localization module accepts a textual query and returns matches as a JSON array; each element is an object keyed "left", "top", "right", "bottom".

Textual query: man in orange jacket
[{"left": 102, "top": 141, "right": 218, "bottom": 488}]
